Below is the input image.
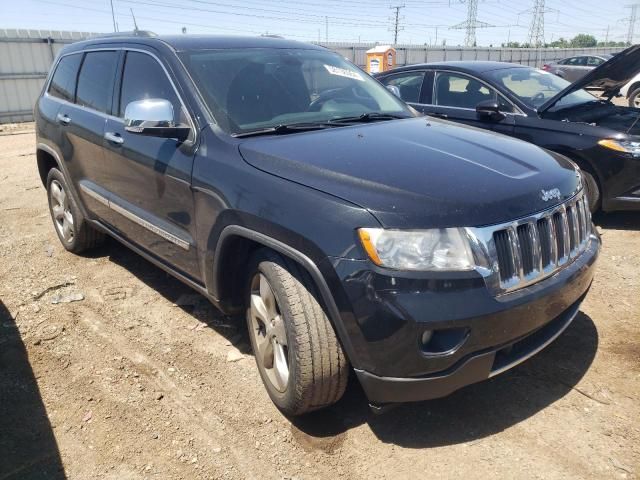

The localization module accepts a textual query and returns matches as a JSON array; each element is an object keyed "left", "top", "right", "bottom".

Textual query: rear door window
[
  {"left": 48, "top": 53, "right": 83, "bottom": 102},
  {"left": 76, "top": 51, "right": 119, "bottom": 114},
  {"left": 380, "top": 72, "right": 425, "bottom": 103},
  {"left": 587, "top": 56, "right": 604, "bottom": 66},
  {"left": 565, "top": 57, "right": 587, "bottom": 66}
]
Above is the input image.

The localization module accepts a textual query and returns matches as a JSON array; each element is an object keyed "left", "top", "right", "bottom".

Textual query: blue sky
[{"left": 0, "top": 0, "right": 633, "bottom": 46}]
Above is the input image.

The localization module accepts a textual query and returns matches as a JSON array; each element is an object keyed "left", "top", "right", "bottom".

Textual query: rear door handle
[
  {"left": 104, "top": 132, "right": 124, "bottom": 145},
  {"left": 56, "top": 113, "right": 71, "bottom": 125},
  {"left": 431, "top": 112, "right": 448, "bottom": 119}
]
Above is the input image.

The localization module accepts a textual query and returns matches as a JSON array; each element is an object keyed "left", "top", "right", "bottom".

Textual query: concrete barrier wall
[{"left": 0, "top": 29, "right": 625, "bottom": 124}]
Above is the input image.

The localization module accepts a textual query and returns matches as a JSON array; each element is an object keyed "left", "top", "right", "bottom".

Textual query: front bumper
[
  {"left": 327, "top": 232, "right": 599, "bottom": 405},
  {"left": 355, "top": 294, "right": 582, "bottom": 404}
]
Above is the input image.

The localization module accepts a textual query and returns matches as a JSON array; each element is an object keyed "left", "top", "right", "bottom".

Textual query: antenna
[
  {"left": 450, "top": 0, "right": 492, "bottom": 47},
  {"left": 130, "top": 8, "right": 139, "bottom": 33},
  {"left": 109, "top": 0, "right": 117, "bottom": 32}
]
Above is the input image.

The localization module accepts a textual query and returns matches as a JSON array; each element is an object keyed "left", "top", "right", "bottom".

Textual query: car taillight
[{"left": 542, "top": 64, "right": 551, "bottom": 71}]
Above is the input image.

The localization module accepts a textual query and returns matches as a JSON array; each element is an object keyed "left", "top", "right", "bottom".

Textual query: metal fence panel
[{"left": 0, "top": 30, "right": 626, "bottom": 124}]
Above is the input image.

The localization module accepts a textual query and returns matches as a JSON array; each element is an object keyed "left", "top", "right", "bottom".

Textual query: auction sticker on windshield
[{"left": 324, "top": 64, "right": 364, "bottom": 81}]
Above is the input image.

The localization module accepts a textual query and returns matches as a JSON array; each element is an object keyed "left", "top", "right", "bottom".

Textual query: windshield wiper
[
  {"left": 233, "top": 122, "right": 335, "bottom": 138},
  {"left": 328, "top": 112, "right": 410, "bottom": 124}
]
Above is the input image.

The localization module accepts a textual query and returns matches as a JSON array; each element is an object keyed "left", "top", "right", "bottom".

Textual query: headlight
[
  {"left": 357, "top": 227, "right": 475, "bottom": 271},
  {"left": 598, "top": 139, "right": 640, "bottom": 156}
]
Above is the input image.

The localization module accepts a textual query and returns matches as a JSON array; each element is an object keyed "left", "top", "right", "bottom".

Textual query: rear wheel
[
  {"left": 246, "top": 250, "right": 349, "bottom": 416},
  {"left": 46, "top": 168, "right": 104, "bottom": 253},
  {"left": 628, "top": 87, "right": 640, "bottom": 109}
]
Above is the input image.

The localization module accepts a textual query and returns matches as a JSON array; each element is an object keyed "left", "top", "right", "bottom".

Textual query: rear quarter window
[
  {"left": 48, "top": 53, "right": 83, "bottom": 102},
  {"left": 76, "top": 51, "right": 119, "bottom": 114}
]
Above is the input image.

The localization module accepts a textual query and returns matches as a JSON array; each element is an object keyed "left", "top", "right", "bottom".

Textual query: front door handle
[
  {"left": 431, "top": 112, "right": 448, "bottom": 119},
  {"left": 104, "top": 132, "right": 124, "bottom": 145},
  {"left": 56, "top": 113, "right": 71, "bottom": 125}
]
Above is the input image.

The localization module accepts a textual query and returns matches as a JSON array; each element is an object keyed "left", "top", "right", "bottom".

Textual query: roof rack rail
[
  {"left": 260, "top": 34, "right": 284, "bottom": 39},
  {"left": 95, "top": 30, "right": 157, "bottom": 38}
]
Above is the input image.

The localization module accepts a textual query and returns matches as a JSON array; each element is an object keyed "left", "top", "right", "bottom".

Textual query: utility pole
[
  {"left": 605, "top": 24, "right": 610, "bottom": 44},
  {"left": 325, "top": 16, "right": 328, "bottom": 43},
  {"left": 109, "top": 0, "right": 117, "bottom": 32},
  {"left": 626, "top": 4, "right": 640, "bottom": 45},
  {"left": 389, "top": 4, "right": 405, "bottom": 45},
  {"left": 450, "top": 0, "right": 492, "bottom": 47}
]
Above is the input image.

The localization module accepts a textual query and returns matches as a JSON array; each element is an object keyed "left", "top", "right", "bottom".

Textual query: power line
[{"left": 389, "top": 4, "right": 405, "bottom": 44}]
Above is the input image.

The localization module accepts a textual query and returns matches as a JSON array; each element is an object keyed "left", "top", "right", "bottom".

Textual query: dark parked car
[
  {"left": 36, "top": 33, "right": 599, "bottom": 415},
  {"left": 375, "top": 45, "right": 640, "bottom": 212},
  {"left": 542, "top": 54, "right": 613, "bottom": 82}
]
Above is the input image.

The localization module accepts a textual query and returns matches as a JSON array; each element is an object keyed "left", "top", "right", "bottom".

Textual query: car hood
[
  {"left": 540, "top": 44, "right": 640, "bottom": 112},
  {"left": 238, "top": 117, "right": 581, "bottom": 229}
]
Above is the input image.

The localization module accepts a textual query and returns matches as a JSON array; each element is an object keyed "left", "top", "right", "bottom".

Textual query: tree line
[{"left": 501, "top": 34, "right": 627, "bottom": 48}]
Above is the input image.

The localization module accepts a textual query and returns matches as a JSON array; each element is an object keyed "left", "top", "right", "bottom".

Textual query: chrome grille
[
  {"left": 467, "top": 190, "right": 592, "bottom": 295},
  {"left": 491, "top": 191, "right": 591, "bottom": 291}
]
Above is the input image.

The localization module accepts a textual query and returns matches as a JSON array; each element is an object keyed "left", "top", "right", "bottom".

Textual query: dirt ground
[{"left": 0, "top": 124, "right": 638, "bottom": 480}]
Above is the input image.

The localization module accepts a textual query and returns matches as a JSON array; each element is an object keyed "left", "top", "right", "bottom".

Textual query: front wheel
[
  {"left": 582, "top": 170, "right": 601, "bottom": 213},
  {"left": 246, "top": 250, "right": 349, "bottom": 416},
  {"left": 628, "top": 87, "right": 640, "bottom": 109}
]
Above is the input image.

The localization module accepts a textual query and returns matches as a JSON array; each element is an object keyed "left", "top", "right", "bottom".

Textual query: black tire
[
  {"left": 46, "top": 168, "right": 104, "bottom": 253},
  {"left": 581, "top": 170, "right": 601, "bottom": 213},
  {"left": 628, "top": 87, "right": 640, "bottom": 109},
  {"left": 246, "top": 249, "right": 349, "bottom": 416}
]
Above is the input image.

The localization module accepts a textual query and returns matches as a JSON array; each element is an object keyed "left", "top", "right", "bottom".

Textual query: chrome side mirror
[
  {"left": 124, "top": 99, "right": 190, "bottom": 141},
  {"left": 386, "top": 85, "right": 401, "bottom": 98}
]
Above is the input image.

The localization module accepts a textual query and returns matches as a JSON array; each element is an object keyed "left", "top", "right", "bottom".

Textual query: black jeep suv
[{"left": 35, "top": 33, "right": 599, "bottom": 415}]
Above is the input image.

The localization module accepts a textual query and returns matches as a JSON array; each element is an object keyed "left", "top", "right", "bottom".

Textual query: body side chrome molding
[
  {"left": 79, "top": 183, "right": 190, "bottom": 251},
  {"left": 91, "top": 218, "right": 211, "bottom": 300}
]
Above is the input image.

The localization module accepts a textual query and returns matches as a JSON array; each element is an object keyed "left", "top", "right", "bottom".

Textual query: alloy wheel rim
[
  {"left": 50, "top": 180, "right": 74, "bottom": 243},
  {"left": 249, "top": 273, "right": 289, "bottom": 392}
]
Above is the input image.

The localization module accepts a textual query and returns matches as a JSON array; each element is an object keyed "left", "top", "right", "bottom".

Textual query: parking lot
[{"left": 0, "top": 125, "right": 638, "bottom": 479}]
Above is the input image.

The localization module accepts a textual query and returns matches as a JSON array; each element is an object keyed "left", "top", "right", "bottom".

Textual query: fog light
[{"left": 421, "top": 330, "right": 433, "bottom": 346}]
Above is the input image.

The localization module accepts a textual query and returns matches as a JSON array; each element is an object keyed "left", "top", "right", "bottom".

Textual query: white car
[{"left": 621, "top": 73, "right": 640, "bottom": 108}]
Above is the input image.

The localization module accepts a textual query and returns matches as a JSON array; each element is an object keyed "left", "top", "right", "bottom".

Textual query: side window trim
[
  {"left": 44, "top": 47, "right": 197, "bottom": 139},
  {"left": 430, "top": 69, "right": 523, "bottom": 115}
]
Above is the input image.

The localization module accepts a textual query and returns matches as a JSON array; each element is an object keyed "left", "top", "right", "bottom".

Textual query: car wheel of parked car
[
  {"left": 46, "top": 168, "right": 104, "bottom": 253},
  {"left": 581, "top": 170, "right": 601, "bottom": 213},
  {"left": 628, "top": 87, "right": 640, "bottom": 109},
  {"left": 246, "top": 250, "right": 348, "bottom": 415}
]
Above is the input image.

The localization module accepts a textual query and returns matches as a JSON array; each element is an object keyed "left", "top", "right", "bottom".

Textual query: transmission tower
[
  {"left": 528, "top": 0, "right": 546, "bottom": 47},
  {"left": 626, "top": 4, "right": 640, "bottom": 44},
  {"left": 389, "top": 4, "right": 405, "bottom": 45},
  {"left": 450, "top": 0, "right": 492, "bottom": 47}
]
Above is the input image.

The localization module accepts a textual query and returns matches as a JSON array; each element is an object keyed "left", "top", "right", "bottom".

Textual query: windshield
[
  {"left": 486, "top": 67, "right": 597, "bottom": 111},
  {"left": 179, "top": 48, "right": 412, "bottom": 135}
]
